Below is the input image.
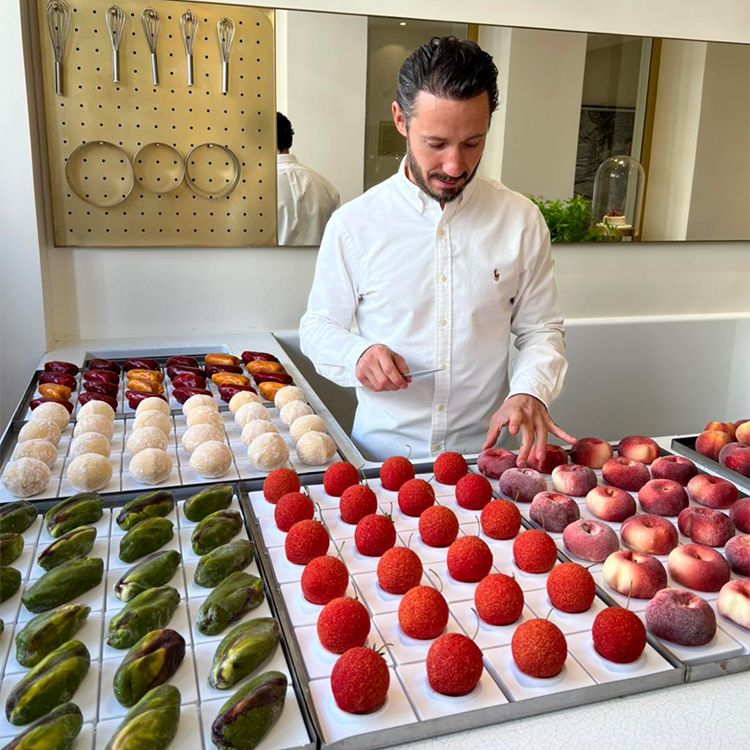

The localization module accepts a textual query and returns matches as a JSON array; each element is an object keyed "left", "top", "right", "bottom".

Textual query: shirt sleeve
[
  {"left": 299, "top": 214, "right": 379, "bottom": 388},
  {"left": 507, "top": 207, "right": 568, "bottom": 408}
]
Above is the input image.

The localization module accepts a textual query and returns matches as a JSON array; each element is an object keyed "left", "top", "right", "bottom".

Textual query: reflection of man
[
  {"left": 276, "top": 112, "right": 340, "bottom": 245},
  {"left": 300, "top": 37, "right": 574, "bottom": 462}
]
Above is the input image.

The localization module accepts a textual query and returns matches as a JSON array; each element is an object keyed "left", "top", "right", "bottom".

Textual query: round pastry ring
[
  {"left": 184, "top": 142, "right": 241, "bottom": 200},
  {"left": 132, "top": 142, "right": 185, "bottom": 194},
  {"left": 65, "top": 140, "right": 134, "bottom": 208}
]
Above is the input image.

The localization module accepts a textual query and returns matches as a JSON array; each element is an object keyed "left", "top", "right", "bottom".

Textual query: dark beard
[{"left": 405, "top": 144, "right": 479, "bottom": 204}]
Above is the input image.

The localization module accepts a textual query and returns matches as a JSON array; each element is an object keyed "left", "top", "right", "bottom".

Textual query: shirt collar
[
  {"left": 277, "top": 153, "right": 297, "bottom": 165},
  {"left": 394, "top": 157, "right": 478, "bottom": 219}
]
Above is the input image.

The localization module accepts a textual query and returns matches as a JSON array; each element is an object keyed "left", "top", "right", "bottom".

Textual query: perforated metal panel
[{"left": 36, "top": 0, "right": 276, "bottom": 246}]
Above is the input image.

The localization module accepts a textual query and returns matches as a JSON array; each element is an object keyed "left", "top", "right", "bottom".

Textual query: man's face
[{"left": 392, "top": 90, "right": 490, "bottom": 203}]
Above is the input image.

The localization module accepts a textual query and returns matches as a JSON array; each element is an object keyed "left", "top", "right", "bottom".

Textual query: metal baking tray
[
  {"left": 241, "top": 464, "right": 685, "bottom": 750},
  {"left": 0, "top": 351, "right": 348, "bottom": 500},
  {"left": 0, "top": 483, "right": 316, "bottom": 750},
  {"left": 503, "top": 447, "right": 750, "bottom": 682},
  {"left": 670, "top": 435, "right": 750, "bottom": 494}
]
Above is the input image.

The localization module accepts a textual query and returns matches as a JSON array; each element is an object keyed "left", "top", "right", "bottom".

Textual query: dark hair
[
  {"left": 396, "top": 36, "right": 498, "bottom": 125},
  {"left": 276, "top": 112, "right": 294, "bottom": 151}
]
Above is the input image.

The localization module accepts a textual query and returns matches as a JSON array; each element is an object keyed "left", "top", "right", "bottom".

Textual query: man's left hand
[{"left": 482, "top": 394, "right": 576, "bottom": 467}]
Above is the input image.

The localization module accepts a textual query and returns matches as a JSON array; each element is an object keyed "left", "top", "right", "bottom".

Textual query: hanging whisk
[
  {"left": 46, "top": 0, "right": 71, "bottom": 96},
  {"left": 141, "top": 7, "right": 160, "bottom": 86},
  {"left": 180, "top": 9, "right": 199, "bottom": 87},
  {"left": 105, "top": 5, "right": 126, "bottom": 84},
  {"left": 216, "top": 17, "right": 235, "bottom": 95}
]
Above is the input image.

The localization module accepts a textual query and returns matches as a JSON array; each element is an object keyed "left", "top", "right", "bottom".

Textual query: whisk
[
  {"left": 140, "top": 7, "right": 160, "bottom": 86},
  {"left": 105, "top": 5, "right": 126, "bottom": 84},
  {"left": 217, "top": 18, "right": 235, "bottom": 95},
  {"left": 180, "top": 9, "right": 199, "bottom": 87},
  {"left": 46, "top": 0, "right": 70, "bottom": 96}
]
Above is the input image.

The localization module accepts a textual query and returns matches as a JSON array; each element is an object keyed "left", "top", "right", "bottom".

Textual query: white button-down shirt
[
  {"left": 299, "top": 161, "right": 568, "bottom": 461},
  {"left": 277, "top": 154, "right": 340, "bottom": 245}
]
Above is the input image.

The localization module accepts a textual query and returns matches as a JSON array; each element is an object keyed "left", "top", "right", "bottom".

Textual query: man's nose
[{"left": 442, "top": 147, "right": 466, "bottom": 177}]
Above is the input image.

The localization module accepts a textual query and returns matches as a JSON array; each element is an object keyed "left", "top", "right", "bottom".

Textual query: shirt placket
[{"left": 430, "top": 218, "right": 452, "bottom": 454}]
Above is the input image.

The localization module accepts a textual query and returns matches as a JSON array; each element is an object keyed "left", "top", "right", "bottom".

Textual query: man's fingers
[
  {"left": 516, "top": 422, "right": 534, "bottom": 467},
  {"left": 378, "top": 350, "right": 408, "bottom": 389},
  {"left": 532, "top": 416, "right": 549, "bottom": 464},
  {"left": 548, "top": 420, "right": 577, "bottom": 445},
  {"left": 507, "top": 411, "right": 523, "bottom": 436}
]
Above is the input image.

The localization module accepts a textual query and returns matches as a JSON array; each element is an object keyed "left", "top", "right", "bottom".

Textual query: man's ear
[{"left": 392, "top": 101, "right": 408, "bottom": 138}]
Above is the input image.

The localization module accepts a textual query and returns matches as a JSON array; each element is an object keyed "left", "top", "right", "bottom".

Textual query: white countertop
[{"left": 33, "top": 337, "right": 750, "bottom": 750}]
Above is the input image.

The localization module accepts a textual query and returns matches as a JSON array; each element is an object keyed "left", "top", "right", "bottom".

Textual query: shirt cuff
[
  {"left": 345, "top": 337, "right": 380, "bottom": 381},
  {"left": 506, "top": 383, "right": 552, "bottom": 411}
]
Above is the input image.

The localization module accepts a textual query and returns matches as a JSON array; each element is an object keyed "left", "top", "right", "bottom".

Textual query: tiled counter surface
[{"left": 11, "top": 341, "right": 749, "bottom": 748}]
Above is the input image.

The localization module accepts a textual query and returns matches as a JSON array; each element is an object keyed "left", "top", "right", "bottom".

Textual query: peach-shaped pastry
[
  {"left": 695, "top": 429, "right": 733, "bottom": 461},
  {"left": 645, "top": 588, "right": 716, "bottom": 646},
  {"left": 719, "top": 442, "right": 750, "bottom": 478},
  {"left": 527, "top": 445, "right": 568, "bottom": 474},
  {"left": 602, "top": 550, "right": 667, "bottom": 599},
  {"left": 638, "top": 479, "right": 689, "bottom": 517},
  {"left": 725, "top": 535, "right": 750, "bottom": 576},
  {"left": 677, "top": 507, "right": 735, "bottom": 547},
  {"left": 602, "top": 457, "right": 649, "bottom": 492},
  {"left": 736, "top": 420, "right": 750, "bottom": 445},
  {"left": 562, "top": 519, "right": 619, "bottom": 563},
  {"left": 585, "top": 485, "right": 636, "bottom": 522},
  {"left": 649, "top": 455, "right": 698, "bottom": 486},
  {"left": 704, "top": 421, "right": 736, "bottom": 439},
  {"left": 551, "top": 464, "right": 597, "bottom": 496},
  {"left": 592, "top": 607, "right": 646, "bottom": 664},
  {"left": 667, "top": 543, "right": 731, "bottom": 592},
  {"left": 717, "top": 579, "right": 750, "bottom": 629},
  {"left": 620, "top": 514, "right": 679, "bottom": 555},
  {"left": 477, "top": 447, "right": 517, "bottom": 479},
  {"left": 617, "top": 435, "right": 659, "bottom": 465},
  {"left": 570, "top": 437, "right": 612, "bottom": 469},
  {"left": 730, "top": 497, "right": 750, "bottom": 533},
  {"left": 529, "top": 491, "right": 579, "bottom": 533},
  {"left": 686, "top": 474, "right": 739, "bottom": 509},
  {"left": 498, "top": 468, "right": 546, "bottom": 503}
]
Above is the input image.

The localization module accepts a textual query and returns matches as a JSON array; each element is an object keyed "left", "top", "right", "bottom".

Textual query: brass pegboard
[{"left": 36, "top": 0, "right": 276, "bottom": 246}]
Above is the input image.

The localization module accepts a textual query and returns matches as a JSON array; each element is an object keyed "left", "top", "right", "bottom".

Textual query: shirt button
[
  {"left": 438, "top": 404, "right": 445, "bottom": 412},
  {"left": 439, "top": 274, "right": 447, "bottom": 282},
  {"left": 438, "top": 319, "right": 447, "bottom": 327},
  {"left": 437, "top": 229, "right": 445, "bottom": 237}
]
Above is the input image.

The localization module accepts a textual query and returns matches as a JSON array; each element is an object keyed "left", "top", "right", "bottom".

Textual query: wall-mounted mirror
[{"left": 275, "top": 10, "right": 749, "bottom": 245}]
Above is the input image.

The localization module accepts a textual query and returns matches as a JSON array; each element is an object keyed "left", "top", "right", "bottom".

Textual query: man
[
  {"left": 300, "top": 37, "right": 574, "bottom": 463},
  {"left": 276, "top": 112, "right": 340, "bottom": 246}
]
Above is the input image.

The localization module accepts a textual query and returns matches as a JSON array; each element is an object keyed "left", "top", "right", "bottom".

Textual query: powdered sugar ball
[
  {"left": 279, "top": 401, "right": 314, "bottom": 427},
  {"left": 132, "top": 410, "right": 172, "bottom": 434},
  {"left": 235, "top": 402, "right": 271, "bottom": 428},
  {"left": 18, "top": 419, "right": 62, "bottom": 446},
  {"left": 73, "top": 415, "right": 114, "bottom": 440},
  {"left": 241, "top": 419, "right": 279, "bottom": 447},
  {"left": 181, "top": 423, "right": 226, "bottom": 453},
  {"left": 296, "top": 431, "right": 336, "bottom": 465},
  {"left": 229, "top": 390, "right": 262, "bottom": 414},
  {"left": 189, "top": 440, "right": 233, "bottom": 478},
  {"left": 13, "top": 439, "right": 57, "bottom": 469},
  {"left": 129, "top": 448, "right": 172, "bottom": 485},
  {"left": 2, "top": 457, "right": 51, "bottom": 497},
  {"left": 186, "top": 406, "right": 224, "bottom": 429},
  {"left": 274, "top": 386, "right": 307, "bottom": 411},
  {"left": 182, "top": 394, "right": 217, "bottom": 417},
  {"left": 78, "top": 400, "right": 116, "bottom": 421},
  {"left": 247, "top": 432, "right": 289, "bottom": 472},
  {"left": 70, "top": 432, "right": 111, "bottom": 458},
  {"left": 126, "top": 426, "right": 169, "bottom": 455},
  {"left": 289, "top": 414, "right": 328, "bottom": 444},
  {"left": 67, "top": 453, "right": 113, "bottom": 492},
  {"left": 136, "top": 396, "right": 170, "bottom": 417},
  {"left": 31, "top": 401, "right": 71, "bottom": 431}
]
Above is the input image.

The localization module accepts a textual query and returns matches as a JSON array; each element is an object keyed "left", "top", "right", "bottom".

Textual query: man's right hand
[{"left": 355, "top": 344, "right": 410, "bottom": 392}]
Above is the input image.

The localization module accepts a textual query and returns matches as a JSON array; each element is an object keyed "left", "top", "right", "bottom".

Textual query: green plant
[{"left": 527, "top": 194, "right": 611, "bottom": 243}]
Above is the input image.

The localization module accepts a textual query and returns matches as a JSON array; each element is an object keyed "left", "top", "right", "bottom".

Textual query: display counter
[{"left": 0, "top": 335, "right": 747, "bottom": 750}]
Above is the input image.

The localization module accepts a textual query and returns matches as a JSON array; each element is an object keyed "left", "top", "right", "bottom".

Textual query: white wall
[
  {"left": 687, "top": 42, "right": 750, "bottom": 241},
  {"left": 2, "top": 0, "right": 750, "bottom": 424},
  {"left": 642, "top": 40, "right": 707, "bottom": 240},
  {"left": 275, "top": 11, "right": 367, "bottom": 204},
  {"left": 497, "top": 28, "right": 587, "bottom": 199}
]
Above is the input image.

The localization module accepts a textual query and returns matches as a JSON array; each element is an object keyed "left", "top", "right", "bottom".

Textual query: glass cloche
[{"left": 591, "top": 155, "right": 645, "bottom": 240}]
